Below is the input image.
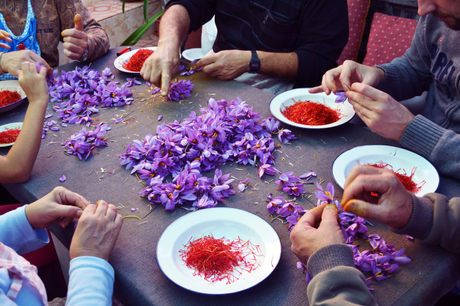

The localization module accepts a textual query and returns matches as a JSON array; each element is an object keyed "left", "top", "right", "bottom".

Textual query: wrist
[{"left": 0, "top": 52, "right": 6, "bottom": 74}]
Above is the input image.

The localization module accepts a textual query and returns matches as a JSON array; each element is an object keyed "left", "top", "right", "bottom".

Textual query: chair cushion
[
  {"left": 362, "top": 12, "right": 418, "bottom": 66},
  {"left": 337, "top": 0, "right": 371, "bottom": 65}
]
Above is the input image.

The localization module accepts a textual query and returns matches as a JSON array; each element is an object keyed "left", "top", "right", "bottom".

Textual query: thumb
[
  {"left": 343, "top": 199, "right": 371, "bottom": 218},
  {"left": 74, "top": 14, "right": 84, "bottom": 31},
  {"left": 56, "top": 205, "right": 83, "bottom": 219},
  {"left": 320, "top": 204, "right": 339, "bottom": 226}
]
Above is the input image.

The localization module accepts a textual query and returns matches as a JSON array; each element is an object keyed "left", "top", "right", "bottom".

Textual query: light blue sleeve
[
  {"left": 67, "top": 256, "right": 115, "bottom": 306},
  {"left": 0, "top": 206, "right": 49, "bottom": 255}
]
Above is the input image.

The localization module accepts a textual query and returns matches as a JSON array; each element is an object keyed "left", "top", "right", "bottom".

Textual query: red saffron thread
[
  {"left": 281, "top": 99, "right": 341, "bottom": 126},
  {"left": 367, "top": 161, "right": 426, "bottom": 193},
  {"left": 179, "top": 235, "right": 263, "bottom": 284},
  {"left": 122, "top": 49, "right": 154, "bottom": 72},
  {"left": 0, "top": 90, "right": 22, "bottom": 108},
  {"left": 0, "top": 127, "right": 21, "bottom": 144}
]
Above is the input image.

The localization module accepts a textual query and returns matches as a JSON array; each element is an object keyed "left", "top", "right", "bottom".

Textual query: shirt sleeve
[
  {"left": 66, "top": 256, "right": 115, "bottom": 306},
  {"left": 392, "top": 193, "right": 460, "bottom": 254},
  {"left": 0, "top": 206, "right": 49, "bottom": 255},
  {"left": 306, "top": 244, "right": 378, "bottom": 305},
  {"left": 56, "top": 0, "right": 110, "bottom": 63}
]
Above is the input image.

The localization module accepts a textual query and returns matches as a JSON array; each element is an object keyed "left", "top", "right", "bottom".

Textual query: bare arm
[
  {"left": 141, "top": 4, "right": 190, "bottom": 95},
  {"left": 0, "top": 62, "right": 48, "bottom": 183}
]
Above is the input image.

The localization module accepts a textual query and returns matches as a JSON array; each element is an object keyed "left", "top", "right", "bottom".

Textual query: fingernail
[
  {"left": 326, "top": 204, "right": 337, "bottom": 210},
  {"left": 76, "top": 209, "right": 82, "bottom": 217},
  {"left": 161, "top": 91, "right": 167, "bottom": 96}
]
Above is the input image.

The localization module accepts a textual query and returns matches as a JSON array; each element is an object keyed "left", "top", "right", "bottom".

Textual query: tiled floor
[{"left": 85, "top": 0, "right": 153, "bottom": 22}]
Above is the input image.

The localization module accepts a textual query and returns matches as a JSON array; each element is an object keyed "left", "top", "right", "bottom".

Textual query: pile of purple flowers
[
  {"left": 268, "top": 181, "right": 411, "bottom": 285},
  {"left": 46, "top": 66, "right": 133, "bottom": 127},
  {"left": 61, "top": 123, "right": 111, "bottom": 160},
  {"left": 119, "top": 97, "right": 297, "bottom": 210}
]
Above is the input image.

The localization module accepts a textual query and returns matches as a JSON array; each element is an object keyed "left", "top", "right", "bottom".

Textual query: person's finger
[
  {"left": 95, "top": 200, "right": 109, "bottom": 216},
  {"left": 160, "top": 73, "right": 171, "bottom": 96},
  {"left": 195, "top": 54, "right": 215, "bottom": 69},
  {"left": 343, "top": 165, "right": 383, "bottom": 190},
  {"left": 0, "top": 43, "right": 10, "bottom": 49},
  {"left": 81, "top": 203, "right": 97, "bottom": 217},
  {"left": 297, "top": 203, "right": 327, "bottom": 227},
  {"left": 106, "top": 204, "right": 118, "bottom": 221},
  {"left": 74, "top": 14, "right": 84, "bottom": 31},
  {"left": 342, "top": 173, "right": 392, "bottom": 206},
  {"left": 55, "top": 187, "right": 89, "bottom": 209},
  {"left": 343, "top": 199, "right": 388, "bottom": 221},
  {"left": 318, "top": 204, "right": 339, "bottom": 229},
  {"left": 308, "top": 86, "right": 325, "bottom": 94}
]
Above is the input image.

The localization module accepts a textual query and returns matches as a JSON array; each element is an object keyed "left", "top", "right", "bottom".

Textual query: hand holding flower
[
  {"left": 341, "top": 165, "right": 413, "bottom": 228},
  {"left": 290, "top": 203, "right": 345, "bottom": 265},
  {"left": 25, "top": 186, "right": 89, "bottom": 229}
]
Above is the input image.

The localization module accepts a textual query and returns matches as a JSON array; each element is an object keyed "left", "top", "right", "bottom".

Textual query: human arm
[
  {"left": 67, "top": 200, "right": 122, "bottom": 305},
  {"left": 0, "top": 62, "right": 49, "bottom": 183},
  {"left": 290, "top": 204, "right": 376, "bottom": 304},
  {"left": 59, "top": 1, "right": 110, "bottom": 63},
  {"left": 141, "top": 4, "right": 190, "bottom": 95},
  {"left": 342, "top": 165, "right": 460, "bottom": 254}
]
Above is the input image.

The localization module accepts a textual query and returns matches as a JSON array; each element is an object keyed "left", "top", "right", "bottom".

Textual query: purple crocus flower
[
  {"left": 278, "top": 129, "right": 297, "bottom": 143},
  {"left": 335, "top": 91, "right": 347, "bottom": 103}
]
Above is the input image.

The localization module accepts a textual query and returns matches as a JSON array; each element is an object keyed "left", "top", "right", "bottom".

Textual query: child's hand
[
  {"left": 0, "top": 30, "right": 12, "bottom": 49},
  {"left": 18, "top": 61, "right": 49, "bottom": 104}
]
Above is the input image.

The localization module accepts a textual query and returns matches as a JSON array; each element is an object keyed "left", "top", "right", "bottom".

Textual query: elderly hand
[
  {"left": 342, "top": 165, "right": 413, "bottom": 228},
  {"left": 290, "top": 203, "right": 345, "bottom": 265},
  {"left": 61, "top": 14, "right": 89, "bottom": 61},
  {"left": 69, "top": 200, "right": 123, "bottom": 261},
  {"left": 25, "top": 187, "right": 89, "bottom": 230},
  {"left": 309, "top": 60, "right": 385, "bottom": 95},
  {"left": 1, "top": 50, "right": 51, "bottom": 76},
  {"left": 346, "top": 83, "right": 415, "bottom": 141},
  {"left": 141, "top": 43, "right": 181, "bottom": 96},
  {"left": 0, "top": 30, "right": 12, "bottom": 49},
  {"left": 195, "top": 50, "right": 251, "bottom": 80}
]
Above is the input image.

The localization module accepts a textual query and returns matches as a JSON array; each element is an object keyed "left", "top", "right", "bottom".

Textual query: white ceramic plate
[
  {"left": 182, "top": 48, "right": 204, "bottom": 62},
  {"left": 269, "top": 89, "right": 355, "bottom": 129},
  {"left": 332, "top": 145, "right": 439, "bottom": 196},
  {"left": 156, "top": 207, "right": 281, "bottom": 295},
  {"left": 0, "top": 80, "right": 27, "bottom": 113},
  {"left": 0, "top": 122, "right": 22, "bottom": 147},
  {"left": 114, "top": 47, "right": 157, "bottom": 74}
]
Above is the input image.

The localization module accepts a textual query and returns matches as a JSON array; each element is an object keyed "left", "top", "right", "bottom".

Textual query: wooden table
[{"left": 2, "top": 47, "right": 460, "bottom": 306}]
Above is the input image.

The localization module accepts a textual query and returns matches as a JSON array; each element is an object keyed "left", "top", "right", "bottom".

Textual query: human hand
[
  {"left": 346, "top": 83, "right": 415, "bottom": 141},
  {"left": 25, "top": 187, "right": 89, "bottom": 230},
  {"left": 309, "top": 60, "right": 385, "bottom": 95},
  {"left": 61, "top": 14, "right": 89, "bottom": 61},
  {"left": 1, "top": 50, "right": 51, "bottom": 76},
  {"left": 141, "top": 43, "right": 181, "bottom": 96},
  {"left": 0, "top": 30, "right": 12, "bottom": 49},
  {"left": 342, "top": 165, "right": 413, "bottom": 228},
  {"left": 195, "top": 50, "right": 251, "bottom": 80},
  {"left": 18, "top": 61, "right": 49, "bottom": 104},
  {"left": 69, "top": 200, "right": 123, "bottom": 261},
  {"left": 290, "top": 203, "right": 345, "bottom": 265}
]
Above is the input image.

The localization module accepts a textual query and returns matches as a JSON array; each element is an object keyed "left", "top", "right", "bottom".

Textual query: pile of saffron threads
[
  {"left": 368, "top": 161, "right": 425, "bottom": 194},
  {"left": 179, "top": 235, "right": 263, "bottom": 284},
  {"left": 0, "top": 127, "right": 21, "bottom": 144},
  {"left": 281, "top": 100, "right": 341, "bottom": 125},
  {"left": 0, "top": 90, "right": 22, "bottom": 107},
  {"left": 122, "top": 49, "right": 154, "bottom": 72}
]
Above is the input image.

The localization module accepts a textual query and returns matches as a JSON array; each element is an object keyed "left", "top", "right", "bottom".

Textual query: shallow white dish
[
  {"left": 332, "top": 145, "right": 439, "bottom": 196},
  {"left": 114, "top": 47, "right": 157, "bottom": 74},
  {"left": 0, "top": 122, "right": 23, "bottom": 147},
  {"left": 269, "top": 89, "right": 355, "bottom": 129},
  {"left": 156, "top": 207, "right": 281, "bottom": 295},
  {"left": 0, "top": 80, "right": 27, "bottom": 113},
  {"left": 182, "top": 48, "right": 204, "bottom": 62}
]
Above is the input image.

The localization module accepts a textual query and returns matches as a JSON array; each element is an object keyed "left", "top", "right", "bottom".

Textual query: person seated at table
[
  {"left": 290, "top": 165, "right": 460, "bottom": 305},
  {"left": 0, "top": 186, "right": 123, "bottom": 305},
  {"left": 0, "top": 61, "right": 48, "bottom": 183},
  {"left": 0, "top": 0, "right": 110, "bottom": 80},
  {"left": 309, "top": 0, "right": 460, "bottom": 180},
  {"left": 141, "top": 0, "right": 348, "bottom": 95}
]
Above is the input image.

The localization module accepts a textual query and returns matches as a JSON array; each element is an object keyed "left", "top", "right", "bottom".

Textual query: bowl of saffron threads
[
  {"left": 0, "top": 80, "right": 27, "bottom": 114},
  {"left": 114, "top": 47, "right": 157, "bottom": 74}
]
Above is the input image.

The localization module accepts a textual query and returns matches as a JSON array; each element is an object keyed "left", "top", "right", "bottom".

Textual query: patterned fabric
[
  {"left": 337, "top": 0, "right": 371, "bottom": 65},
  {"left": 362, "top": 12, "right": 418, "bottom": 66},
  {"left": 0, "top": 0, "right": 110, "bottom": 67},
  {"left": 0, "top": 0, "right": 40, "bottom": 80},
  {"left": 0, "top": 242, "right": 47, "bottom": 305}
]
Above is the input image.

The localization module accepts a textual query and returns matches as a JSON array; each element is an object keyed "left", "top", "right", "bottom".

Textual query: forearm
[
  {"left": 0, "top": 100, "right": 46, "bottom": 183},
  {"left": 158, "top": 5, "right": 190, "bottom": 51},
  {"left": 258, "top": 51, "right": 298, "bottom": 80},
  {"left": 67, "top": 256, "right": 115, "bottom": 306},
  {"left": 82, "top": 20, "right": 110, "bottom": 63}
]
